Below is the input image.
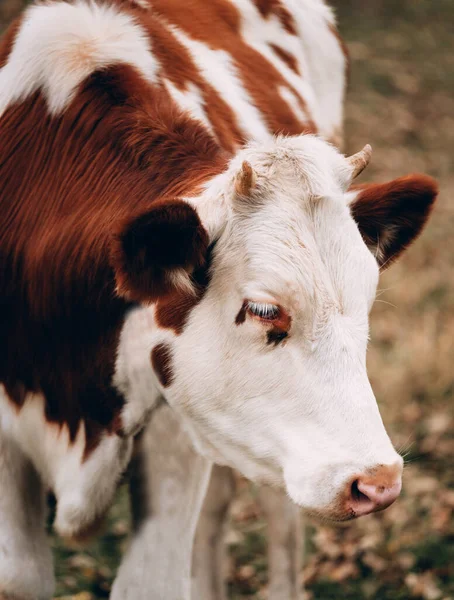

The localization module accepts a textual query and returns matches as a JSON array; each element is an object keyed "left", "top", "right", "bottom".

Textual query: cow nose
[{"left": 347, "top": 464, "right": 402, "bottom": 517}]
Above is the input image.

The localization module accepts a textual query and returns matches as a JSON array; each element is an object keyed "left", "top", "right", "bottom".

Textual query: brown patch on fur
[
  {"left": 350, "top": 174, "right": 438, "bottom": 268},
  {"left": 154, "top": 243, "right": 214, "bottom": 334},
  {"left": 149, "top": 0, "right": 316, "bottom": 135},
  {"left": 267, "top": 329, "right": 288, "bottom": 346},
  {"left": 0, "top": 15, "right": 23, "bottom": 68},
  {"left": 0, "top": 58, "right": 225, "bottom": 455},
  {"left": 235, "top": 300, "right": 248, "bottom": 325},
  {"left": 3, "top": 382, "right": 27, "bottom": 408},
  {"left": 155, "top": 292, "right": 200, "bottom": 334},
  {"left": 252, "top": 0, "right": 298, "bottom": 35},
  {"left": 151, "top": 343, "right": 174, "bottom": 387},
  {"left": 269, "top": 43, "right": 300, "bottom": 74}
]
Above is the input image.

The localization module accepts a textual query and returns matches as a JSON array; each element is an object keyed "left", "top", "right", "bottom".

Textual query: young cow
[{"left": 0, "top": 1, "right": 437, "bottom": 599}]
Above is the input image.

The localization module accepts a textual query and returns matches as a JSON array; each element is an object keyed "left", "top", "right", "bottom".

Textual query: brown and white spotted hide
[{"left": 0, "top": 1, "right": 438, "bottom": 598}]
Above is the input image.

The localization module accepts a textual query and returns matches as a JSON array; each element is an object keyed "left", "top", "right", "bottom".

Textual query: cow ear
[
  {"left": 111, "top": 199, "right": 209, "bottom": 303},
  {"left": 349, "top": 174, "right": 438, "bottom": 269}
]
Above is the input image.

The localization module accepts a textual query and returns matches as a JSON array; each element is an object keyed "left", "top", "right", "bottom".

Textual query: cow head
[{"left": 112, "top": 135, "right": 437, "bottom": 521}]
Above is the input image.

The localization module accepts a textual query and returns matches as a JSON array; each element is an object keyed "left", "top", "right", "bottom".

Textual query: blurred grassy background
[{"left": 1, "top": 0, "right": 453, "bottom": 598}]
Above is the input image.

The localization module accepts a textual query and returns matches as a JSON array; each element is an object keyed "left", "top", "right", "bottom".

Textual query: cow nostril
[
  {"left": 345, "top": 465, "right": 402, "bottom": 518},
  {"left": 351, "top": 479, "right": 371, "bottom": 504}
]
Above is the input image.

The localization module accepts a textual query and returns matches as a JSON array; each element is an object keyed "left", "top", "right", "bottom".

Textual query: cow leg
[
  {"left": 257, "top": 485, "right": 303, "bottom": 600},
  {"left": 0, "top": 433, "right": 54, "bottom": 600},
  {"left": 111, "top": 403, "right": 212, "bottom": 600},
  {"left": 191, "top": 464, "right": 236, "bottom": 600}
]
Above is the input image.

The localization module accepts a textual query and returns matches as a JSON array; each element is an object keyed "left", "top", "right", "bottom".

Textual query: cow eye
[{"left": 247, "top": 301, "right": 280, "bottom": 321}]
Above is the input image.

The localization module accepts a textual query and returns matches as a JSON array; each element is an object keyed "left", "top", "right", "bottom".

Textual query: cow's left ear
[
  {"left": 111, "top": 199, "right": 209, "bottom": 303},
  {"left": 348, "top": 174, "right": 438, "bottom": 268}
]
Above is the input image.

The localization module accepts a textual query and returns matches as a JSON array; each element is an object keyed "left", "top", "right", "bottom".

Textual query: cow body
[
  {"left": 0, "top": 1, "right": 437, "bottom": 598},
  {"left": 0, "top": 0, "right": 345, "bottom": 538}
]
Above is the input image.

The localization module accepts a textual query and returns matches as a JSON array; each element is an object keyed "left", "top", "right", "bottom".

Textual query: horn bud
[
  {"left": 347, "top": 144, "right": 372, "bottom": 179},
  {"left": 235, "top": 161, "right": 257, "bottom": 197}
]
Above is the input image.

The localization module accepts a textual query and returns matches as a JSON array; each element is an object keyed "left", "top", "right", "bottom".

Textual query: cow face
[{"left": 113, "top": 135, "right": 437, "bottom": 521}]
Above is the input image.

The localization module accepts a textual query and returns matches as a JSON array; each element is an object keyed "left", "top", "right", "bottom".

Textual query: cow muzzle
[
  {"left": 284, "top": 457, "right": 403, "bottom": 521},
  {"left": 322, "top": 461, "right": 403, "bottom": 521},
  {"left": 344, "top": 462, "right": 403, "bottom": 517}
]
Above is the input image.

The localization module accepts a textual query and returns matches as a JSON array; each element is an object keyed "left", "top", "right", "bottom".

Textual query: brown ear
[
  {"left": 111, "top": 199, "right": 209, "bottom": 303},
  {"left": 349, "top": 174, "right": 438, "bottom": 268}
]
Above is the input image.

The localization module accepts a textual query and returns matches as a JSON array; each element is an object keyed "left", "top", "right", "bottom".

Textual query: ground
[{"left": 1, "top": 0, "right": 453, "bottom": 598}]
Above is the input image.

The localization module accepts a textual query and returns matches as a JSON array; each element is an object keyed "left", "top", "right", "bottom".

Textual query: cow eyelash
[{"left": 247, "top": 301, "right": 280, "bottom": 320}]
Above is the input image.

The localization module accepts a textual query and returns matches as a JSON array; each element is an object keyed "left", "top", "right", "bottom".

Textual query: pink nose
[{"left": 347, "top": 464, "right": 402, "bottom": 517}]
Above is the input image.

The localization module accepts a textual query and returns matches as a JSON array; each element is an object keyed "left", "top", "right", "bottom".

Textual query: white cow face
[{"left": 113, "top": 135, "right": 437, "bottom": 520}]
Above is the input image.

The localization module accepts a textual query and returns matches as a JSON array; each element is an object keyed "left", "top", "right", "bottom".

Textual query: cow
[{"left": 0, "top": 0, "right": 438, "bottom": 598}]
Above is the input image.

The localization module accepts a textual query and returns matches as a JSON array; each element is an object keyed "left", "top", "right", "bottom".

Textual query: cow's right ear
[
  {"left": 348, "top": 174, "right": 438, "bottom": 269},
  {"left": 111, "top": 199, "right": 209, "bottom": 303}
]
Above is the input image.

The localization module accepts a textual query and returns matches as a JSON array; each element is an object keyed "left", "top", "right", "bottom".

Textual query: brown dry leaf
[
  {"left": 111, "top": 519, "right": 129, "bottom": 536},
  {"left": 397, "top": 552, "right": 417, "bottom": 570},
  {"left": 329, "top": 561, "right": 359, "bottom": 582},
  {"left": 237, "top": 564, "right": 255, "bottom": 580},
  {"left": 302, "top": 560, "right": 321, "bottom": 586},
  {"left": 225, "top": 529, "right": 245, "bottom": 545},
  {"left": 426, "top": 412, "right": 452, "bottom": 435},
  {"left": 431, "top": 505, "right": 452, "bottom": 533},
  {"left": 67, "top": 555, "right": 96, "bottom": 570},
  {"left": 362, "top": 551, "right": 388, "bottom": 573},
  {"left": 313, "top": 528, "right": 342, "bottom": 559},
  {"left": 406, "top": 572, "right": 443, "bottom": 600}
]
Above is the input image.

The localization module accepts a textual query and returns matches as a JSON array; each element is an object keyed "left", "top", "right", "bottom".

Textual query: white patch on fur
[
  {"left": 55, "top": 432, "right": 132, "bottom": 538},
  {"left": 229, "top": 0, "right": 346, "bottom": 140},
  {"left": 279, "top": 85, "right": 306, "bottom": 124},
  {"left": 0, "top": 412, "right": 55, "bottom": 599},
  {"left": 164, "top": 79, "right": 215, "bottom": 136},
  {"left": 169, "top": 25, "right": 272, "bottom": 142},
  {"left": 114, "top": 306, "right": 163, "bottom": 436},
  {"left": 0, "top": 386, "right": 132, "bottom": 538},
  {"left": 168, "top": 266, "right": 200, "bottom": 296},
  {"left": 185, "top": 174, "right": 232, "bottom": 241},
  {"left": 280, "top": 0, "right": 346, "bottom": 138},
  {"left": 0, "top": 0, "right": 159, "bottom": 116},
  {"left": 130, "top": 0, "right": 151, "bottom": 9}
]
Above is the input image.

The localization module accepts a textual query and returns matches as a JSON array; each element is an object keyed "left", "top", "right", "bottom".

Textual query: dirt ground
[{"left": 1, "top": 0, "right": 453, "bottom": 598}]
